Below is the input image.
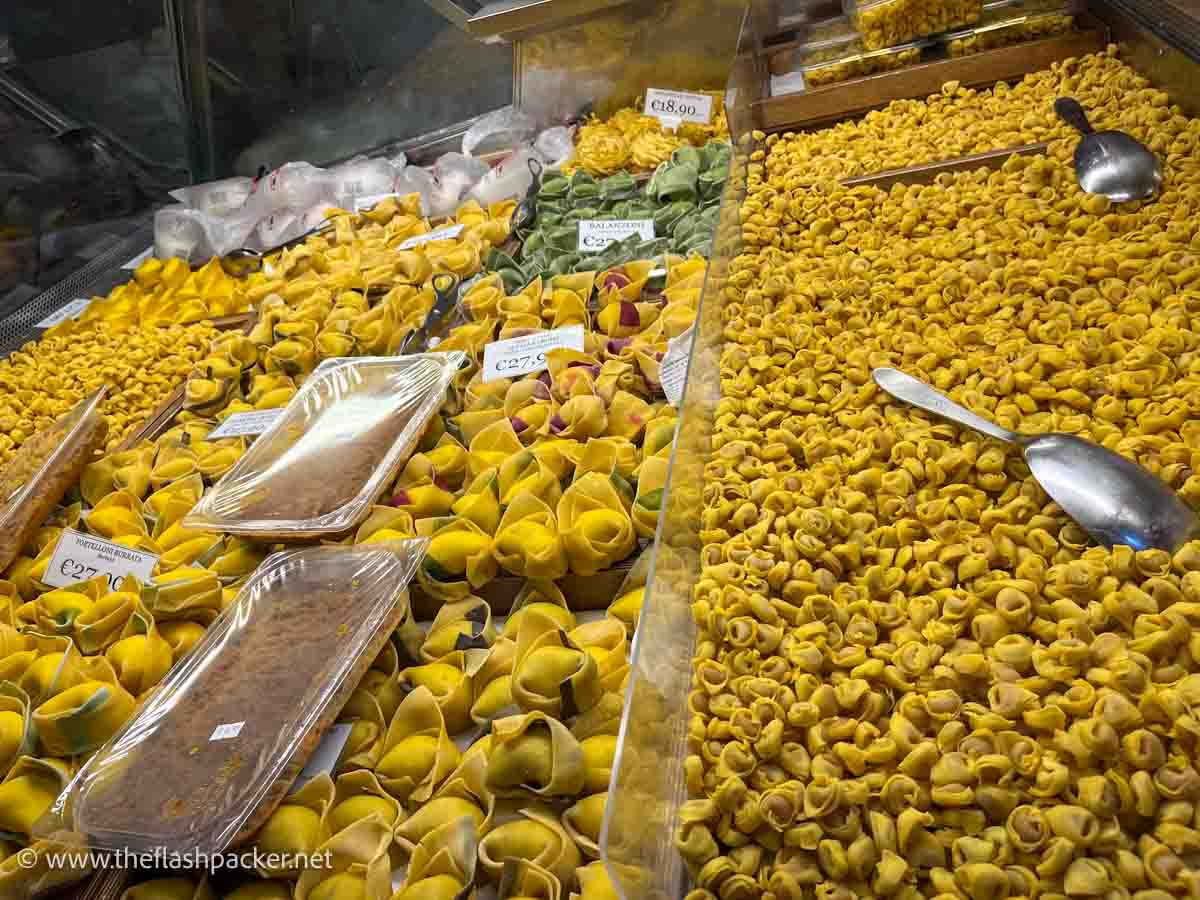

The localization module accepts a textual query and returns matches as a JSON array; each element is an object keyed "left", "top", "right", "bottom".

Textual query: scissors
[{"left": 401, "top": 272, "right": 460, "bottom": 353}]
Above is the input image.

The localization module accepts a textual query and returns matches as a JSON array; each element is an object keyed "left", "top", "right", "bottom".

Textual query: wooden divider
[{"left": 758, "top": 23, "right": 1108, "bottom": 131}]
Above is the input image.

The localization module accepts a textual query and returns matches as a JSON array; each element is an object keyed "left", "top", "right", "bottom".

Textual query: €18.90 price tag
[
  {"left": 645, "top": 88, "right": 714, "bottom": 127},
  {"left": 481, "top": 325, "right": 586, "bottom": 383},
  {"left": 44, "top": 528, "right": 160, "bottom": 593}
]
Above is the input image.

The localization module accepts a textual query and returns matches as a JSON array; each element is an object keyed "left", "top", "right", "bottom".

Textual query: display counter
[{"left": 2, "top": 1, "right": 1200, "bottom": 899}]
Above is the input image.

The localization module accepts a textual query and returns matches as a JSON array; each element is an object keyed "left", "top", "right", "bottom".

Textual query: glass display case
[{"left": 603, "top": 0, "right": 1200, "bottom": 897}]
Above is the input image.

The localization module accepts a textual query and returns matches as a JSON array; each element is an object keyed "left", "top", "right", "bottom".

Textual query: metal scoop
[
  {"left": 872, "top": 368, "right": 1198, "bottom": 551},
  {"left": 1055, "top": 97, "right": 1162, "bottom": 203}
]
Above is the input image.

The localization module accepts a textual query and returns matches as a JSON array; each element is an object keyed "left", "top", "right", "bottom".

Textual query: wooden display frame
[{"left": 758, "top": 17, "right": 1109, "bottom": 131}]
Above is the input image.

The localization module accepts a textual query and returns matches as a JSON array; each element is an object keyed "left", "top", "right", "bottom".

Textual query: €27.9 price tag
[
  {"left": 577, "top": 220, "right": 655, "bottom": 253},
  {"left": 645, "top": 88, "right": 714, "bottom": 128},
  {"left": 44, "top": 528, "right": 160, "bottom": 594},
  {"left": 481, "top": 325, "right": 586, "bottom": 383}
]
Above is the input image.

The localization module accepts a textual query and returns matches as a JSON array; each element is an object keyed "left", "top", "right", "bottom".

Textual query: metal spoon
[
  {"left": 872, "top": 368, "right": 1198, "bottom": 551},
  {"left": 1055, "top": 97, "right": 1162, "bottom": 203}
]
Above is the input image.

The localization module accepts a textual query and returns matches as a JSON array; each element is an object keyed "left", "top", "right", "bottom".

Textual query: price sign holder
[
  {"left": 399, "top": 224, "right": 465, "bottom": 250},
  {"left": 44, "top": 528, "right": 160, "bottom": 593},
  {"left": 36, "top": 298, "right": 91, "bottom": 329},
  {"left": 645, "top": 88, "right": 714, "bottom": 127},
  {"left": 207, "top": 408, "right": 286, "bottom": 440},
  {"left": 577, "top": 220, "right": 655, "bottom": 253},
  {"left": 481, "top": 325, "right": 586, "bottom": 383}
]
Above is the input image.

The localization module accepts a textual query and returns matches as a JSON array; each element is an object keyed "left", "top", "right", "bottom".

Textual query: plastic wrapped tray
[
  {"left": 50, "top": 540, "right": 428, "bottom": 855},
  {"left": 184, "top": 352, "right": 465, "bottom": 538},
  {"left": 793, "top": 36, "right": 929, "bottom": 89},
  {"left": 0, "top": 388, "right": 108, "bottom": 573},
  {"left": 942, "top": 3, "right": 1074, "bottom": 55},
  {"left": 846, "top": 0, "right": 983, "bottom": 49}
]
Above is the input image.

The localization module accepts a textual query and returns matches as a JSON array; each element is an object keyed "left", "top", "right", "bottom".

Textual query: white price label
[
  {"left": 36, "top": 298, "right": 91, "bottom": 329},
  {"left": 289, "top": 724, "right": 353, "bottom": 793},
  {"left": 661, "top": 325, "right": 695, "bottom": 407},
  {"left": 121, "top": 246, "right": 154, "bottom": 269},
  {"left": 771, "top": 71, "right": 807, "bottom": 96},
  {"left": 209, "top": 722, "right": 245, "bottom": 742},
  {"left": 207, "top": 408, "right": 285, "bottom": 440},
  {"left": 577, "top": 220, "right": 655, "bottom": 253},
  {"left": 645, "top": 88, "right": 714, "bottom": 127},
  {"left": 44, "top": 528, "right": 160, "bottom": 593},
  {"left": 355, "top": 192, "right": 398, "bottom": 212},
  {"left": 399, "top": 224, "right": 465, "bottom": 250},
  {"left": 482, "top": 325, "right": 586, "bottom": 383}
]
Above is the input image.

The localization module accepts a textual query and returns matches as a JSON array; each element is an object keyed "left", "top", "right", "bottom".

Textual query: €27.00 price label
[
  {"left": 481, "top": 325, "right": 586, "bottom": 383},
  {"left": 44, "top": 528, "right": 160, "bottom": 594},
  {"left": 645, "top": 88, "right": 714, "bottom": 127}
]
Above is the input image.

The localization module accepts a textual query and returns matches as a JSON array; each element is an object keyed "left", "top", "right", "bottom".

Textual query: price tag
[
  {"left": 207, "top": 408, "right": 286, "bottom": 440},
  {"left": 398, "top": 224, "right": 465, "bottom": 251},
  {"left": 660, "top": 325, "right": 695, "bottom": 407},
  {"left": 35, "top": 298, "right": 91, "bottom": 329},
  {"left": 354, "top": 192, "right": 398, "bottom": 212},
  {"left": 771, "top": 71, "right": 807, "bottom": 96},
  {"left": 481, "top": 325, "right": 586, "bottom": 383},
  {"left": 645, "top": 88, "right": 714, "bottom": 127},
  {"left": 209, "top": 722, "right": 245, "bottom": 742},
  {"left": 289, "top": 724, "right": 353, "bottom": 793},
  {"left": 577, "top": 220, "right": 655, "bottom": 253},
  {"left": 44, "top": 528, "right": 160, "bottom": 593},
  {"left": 121, "top": 246, "right": 154, "bottom": 269}
]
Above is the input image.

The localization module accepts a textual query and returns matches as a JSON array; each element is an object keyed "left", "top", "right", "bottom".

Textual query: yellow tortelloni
[
  {"left": 253, "top": 775, "right": 334, "bottom": 875},
  {"left": 294, "top": 814, "right": 394, "bottom": 900},
  {"left": 420, "top": 596, "right": 496, "bottom": 662},
  {"left": 478, "top": 807, "right": 582, "bottom": 888},
  {"left": 0, "top": 756, "right": 71, "bottom": 837},
  {"left": 556, "top": 473, "right": 637, "bottom": 576},
  {"left": 391, "top": 816, "right": 479, "bottom": 900},
  {"left": 574, "top": 861, "right": 621, "bottom": 900},
  {"left": 394, "top": 751, "right": 492, "bottom": 855},
  {"left": 511, "top": 610, "right": 602, "bottom": 719},
  {"left": 0, "top": 684, "right": 33, "bottom": 777},
  {"left": 374, "top": 685, "right": 461, "bottom": 804},
  {"left": 563, "top": 793, "right": 608, "bottom": 859},
  {"left": 486, "top": 711, "right": 586, "bottom": 799},
  {"left": 493, "top": 495, "right": 569, "bottom": 579},
  {"left": 32, "top": 673, "right": 136, "bottom": 757},
  {"left": 632, "top": 456, "right": 669, "bottom": 539}
]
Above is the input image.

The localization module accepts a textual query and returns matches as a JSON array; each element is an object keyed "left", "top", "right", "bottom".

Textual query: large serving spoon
[
  {"left": 872, "top": 368, "right": 1198, "bottom": 551},
  {"left": 1055, "top": 97, "right": 1162, "bottom": 203}
]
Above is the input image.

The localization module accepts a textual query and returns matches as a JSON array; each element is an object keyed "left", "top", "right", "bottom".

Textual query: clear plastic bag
[
  {"left": 462, "top": 105, "right": 538, "bottom": 157},
  {"left": 154, "top": 205, "right": 213, "bottom": 262},
  {"left": 168, "top": 176, "right": 254, "bottom": 217},
  {"left": 434, "top": 152, "right": 490, "bottom": 206},
  {"left": 328, "top": 156, "right": 399, "bottom": 207},
  {"left": 535, "top": 126, "right": 577, "bottom": 170},
  {"left": 0, "top": 388, "right": 109, "bottom": 573},
  {"left": 48, "top": 540, "right": 429, "bottom": 856},
  {"left": 393, "top": 166, "right": 438, "bottom": 216},
  {"left": 470, "top": 146, "right": 540, "bottom": 207},
  {"left": 184, "top": 352, "right": 466, "bottom": 538}
]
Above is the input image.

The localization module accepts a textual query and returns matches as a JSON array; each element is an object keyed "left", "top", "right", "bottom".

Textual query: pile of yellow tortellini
[
  {"left": 109, "top": 579, "right": 646, "bottom": 900},
  {"left": 181, "top": 195, "right": 516, "bottom": 412},
  {"left": 0, "top": 320, "right": 218, "bottom": 462},
  {"left": 368, "top": 255, "right": 704, "bottom": 599},
  {"left": 79, "top": 256, "right": 253, "bottom": 329},
  {"left": 679, "top": 47, "right": 1200, "bottom": 900},
  {"left": 850, "top": 0, "right": 981, "bottom": 50},
  {"left": 0, "top": 418, "right": 263, "bottom": 891},
  {"left": 764, "top": 45, "right": 1191, "bottom": 183},
  {"left": 565, "top": 103, "right": 730, "bottom": 177}
]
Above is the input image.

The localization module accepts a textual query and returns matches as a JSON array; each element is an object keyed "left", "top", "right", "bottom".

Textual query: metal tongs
[
  {"left": 401, "top": 273, "right": 461, "bottom": 353},
  {"left": 512, "top": 157, "right": 544, "bottom": 234}
]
